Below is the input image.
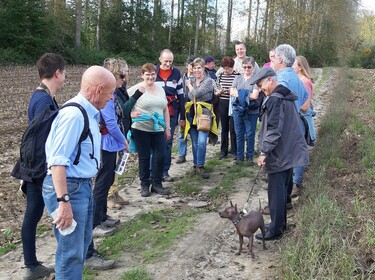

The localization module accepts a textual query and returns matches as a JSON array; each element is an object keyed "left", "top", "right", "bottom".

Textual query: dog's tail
[{"left": 258, "top": 198, "right": 262, "bottom": 212}]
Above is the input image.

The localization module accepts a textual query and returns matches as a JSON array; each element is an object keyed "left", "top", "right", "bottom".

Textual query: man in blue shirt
[
  {"left": 273, "top": 44, "right": 309, "bottom": 202},
  {"left": 42, "top": 66, "right": 116, "bottom": 279}
]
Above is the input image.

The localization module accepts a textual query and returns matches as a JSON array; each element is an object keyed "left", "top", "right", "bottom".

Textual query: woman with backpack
[{"left": 230, "top": 56, "right": 260, "bottom": 166}]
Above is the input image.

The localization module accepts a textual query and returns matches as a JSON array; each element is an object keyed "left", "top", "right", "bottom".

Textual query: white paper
[{"left": 51, "top": 209, "right": 77, "bottom": 236}]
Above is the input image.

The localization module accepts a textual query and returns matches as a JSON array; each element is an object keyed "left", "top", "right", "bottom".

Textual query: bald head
[
  {"left": 159, "top": 49, "right": 174, "bottom": 70},
  {"left": 81, "top": 66, "right": 116, "bottom": 109}
]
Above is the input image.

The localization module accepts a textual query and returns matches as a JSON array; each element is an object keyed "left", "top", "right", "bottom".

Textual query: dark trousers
[
  {"left": 22, "top": 179, "right": 44, "bottom": 267},
  {"left": 93, "top": 150, "right": 117, "bottom": 228},
  {"left": 219, "top": 99, "right": 236, "bottom": 156},
  {"left": 87, "top": 150, "right": 116, "bottom": 258},
  {"left": 132, "top": 128, "right": 166, "bottom": 188},
  {"left": 267, "top": 168, "right": 293, "bottom": 235},
  {"left": 163, "top": 109, "right": 178, "bottom": 176},
  {"left": 213, "top": 95, "right": 220, "bottom": 127}
]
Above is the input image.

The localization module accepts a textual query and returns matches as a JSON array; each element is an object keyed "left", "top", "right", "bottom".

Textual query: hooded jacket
[{"left": 258, "top": 84, "right": 309, "bottom": 174}]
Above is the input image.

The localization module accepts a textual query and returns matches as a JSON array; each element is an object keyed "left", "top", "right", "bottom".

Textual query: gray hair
[
  {"left": 242, "top": 56, "right": 255, "bottom": 66},
  {"left": 275, "top": 44, "right": 296, "bottom": 67}
]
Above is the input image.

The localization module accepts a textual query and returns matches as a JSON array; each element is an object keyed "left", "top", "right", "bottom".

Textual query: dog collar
[{"left": 232, "top": 218, "right": 241, "bottom": 225}]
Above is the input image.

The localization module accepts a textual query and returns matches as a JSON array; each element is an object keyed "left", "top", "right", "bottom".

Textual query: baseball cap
[
  {"left": 248, "top": 67, "right": 277, "bottom": 85},
  {"left": 204, "top": 56, "right": 217, "bottom": 63}
]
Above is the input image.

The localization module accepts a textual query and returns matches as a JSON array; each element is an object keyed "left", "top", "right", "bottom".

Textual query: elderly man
[
  {"left": 273, "top": 44, "right": 310, "bottom": 198},
  {"left": 154, "top": 49, "right": 185, "bottom": 182},
  {"left": 42, "top": 66, "right": 116, "bottom": 279},
  {"left": 249, "top": 67, "right": 308, "bottom": 240}
]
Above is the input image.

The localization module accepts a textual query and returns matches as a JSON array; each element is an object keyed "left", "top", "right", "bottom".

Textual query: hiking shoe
[
  {"left": 163, "top": 175, "right": 174, "bottom": 182},
  {"left": 219, "top": 154, "right": 227, "bottom": 160},
  {"left": 291, "top": 185, "right": 301, "bottom": 198},
  {"left": 92, "top": 225, "right": 116, "bottom": 238},
  {"left": 197, "top": 166, "right": 209, "bottom": 179},
  {"left": 141, "top": 186, "right": 151, "bottom": 197},
  {"left": 247, "top": 158, "right": 255, "bottom": 166},
  {"left": 101, "top": 216, "right": 120, "bottom": 228},
  {"left": 151, "top": 185, "right": 171, "bottom": 196},
  {"left": 261, "top": 205, "right": 270, "bottom": 215},
  {"left": 176, "top": 156, "right": 186, "bottom": 164},
  {"left": 23, "top": 262, "right": 54, "bottom": 280},
  {"left": 107, "top": 196, "right": 122, "bottom": 210},
  {"left": 113, "top": 192, "right": 129, "bottom": 205},
  {"left": 85, "top": 252, "right": 115, "bottom": 270}
]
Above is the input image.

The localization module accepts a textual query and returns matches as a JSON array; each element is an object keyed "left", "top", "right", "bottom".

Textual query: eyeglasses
[{"left": 243, "top": 66, "right": 253, "bottom": 69}]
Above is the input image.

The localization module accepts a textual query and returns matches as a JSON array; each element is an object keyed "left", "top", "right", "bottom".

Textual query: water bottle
[{"left": 114, "top": 152, "right": 129, "bottom": 175}]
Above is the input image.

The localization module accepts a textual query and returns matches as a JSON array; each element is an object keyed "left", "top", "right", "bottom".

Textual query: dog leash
[{"left": 240, "top": 166, "right": 262, "bottom": 216}]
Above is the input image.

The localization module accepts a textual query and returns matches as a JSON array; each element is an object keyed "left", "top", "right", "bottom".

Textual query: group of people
[{"left": 19, "top": 41, "right": 316, "bottom": 279}]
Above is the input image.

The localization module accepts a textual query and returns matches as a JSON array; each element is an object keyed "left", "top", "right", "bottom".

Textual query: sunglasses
[
  {"left": 119, "top": 74, "right": 126, "bottom": 79},
  {"left": 243, "top": 66, "right": 253, "bottom": 69}
]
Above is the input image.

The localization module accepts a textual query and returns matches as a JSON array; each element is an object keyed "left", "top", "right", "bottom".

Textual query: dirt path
[{"left": 0, "top": 68, "right": 335, "bottom": 280}]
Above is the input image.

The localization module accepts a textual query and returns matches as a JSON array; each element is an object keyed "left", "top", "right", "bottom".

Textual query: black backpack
[{"left": 11, "top": 102, "right": 94, "bottom": 182}]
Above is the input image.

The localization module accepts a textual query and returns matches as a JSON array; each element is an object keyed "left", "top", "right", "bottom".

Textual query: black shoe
[
  {"left": 101, "top": 216, "right": 120, "bottom": 228},
  {"left": 163, "top": 175, "right": 174, "bottom": 182},
  {"left": 85, "top": 251, "right": 115, "bottom": 270},
  {"left": 219, "top": 154, "right": 227, "bottom": 160},
  {"left": 176, "top": 156, "right": 186, "bottom": 164},
  {"left": 152, "top": 185, "right": 171, "bottom": 196},
  {"left": 255, "top": 232, "right": 282, "bottom": 241},
  {"left": 197, "top": 166, "right": 209, "bottom": 179},
  {"left": 247, "top": 158, "right": 255, "bottom": 166},
  {"left": 141, "top": 186, "right": 151, "bottom": 197},
  {"left": 23, "top": 262, "right": 54, "bottom": 280}
]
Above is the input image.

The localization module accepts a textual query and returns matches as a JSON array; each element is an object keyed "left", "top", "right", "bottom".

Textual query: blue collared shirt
[
  {"left": 277, "top": 67, "right": 309, "bottom": 109},
  {"left": 45, "top": 93, "right": 101, "bottom": 178}
]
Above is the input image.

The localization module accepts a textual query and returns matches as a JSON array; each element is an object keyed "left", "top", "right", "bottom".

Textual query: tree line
[{"left": 0, "top": 0, "right": 374, "bottom": 67}]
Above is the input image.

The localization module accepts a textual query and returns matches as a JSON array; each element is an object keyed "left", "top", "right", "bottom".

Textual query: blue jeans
[
  {"left": 42, "top": 175, "right": 93, "bottom": 280},
  {"left": 293, "top": 118, "right": 307, "bottom": 185},
  {"left": 233, "top": 110, "right": 258, "bottom": 160},
  {"left": 22, "top": 179, "right": 45, "bottom": 267},
  {"left": 177, "top": 128, "right": 187, "bottom": 157},
  {"left": 163, "top": 109, "right": 179, "bottom": 175},
  {"left": 189, "top": 126, "right": 209, "bottom": 166}
]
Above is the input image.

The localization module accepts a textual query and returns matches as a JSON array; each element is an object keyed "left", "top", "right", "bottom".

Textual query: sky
[{"left": 361, "top": 0, "right": 375, "bottom": 12}]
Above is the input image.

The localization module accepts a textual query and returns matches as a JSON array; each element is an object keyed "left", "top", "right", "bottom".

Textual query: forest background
[{"left": 0, "top": 0, "right": 375, "bottom": 68}]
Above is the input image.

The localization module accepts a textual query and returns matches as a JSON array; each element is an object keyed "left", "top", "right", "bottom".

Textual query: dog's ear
[{"left": 230, "top": 201, "right": 233, "bottom": 207}]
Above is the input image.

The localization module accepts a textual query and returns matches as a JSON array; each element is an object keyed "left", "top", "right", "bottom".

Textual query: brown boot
[
  {"left": 113, "top": 191, "right": 129, "bottom": 205},
  {"left": 197, "top": 166, "right": 209, "bottom": 179},
  {"left": 107, "top": 196, "right": 122, "bottom": 210}
]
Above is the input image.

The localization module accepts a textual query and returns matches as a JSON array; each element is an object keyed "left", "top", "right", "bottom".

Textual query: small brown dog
[{"left": 219, "top": 201, "right": 266, "bottom": 258}]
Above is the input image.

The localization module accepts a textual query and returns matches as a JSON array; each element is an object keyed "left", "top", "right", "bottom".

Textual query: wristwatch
[{"left": 57, "top": 194, "right": 70, "bottom": 202}]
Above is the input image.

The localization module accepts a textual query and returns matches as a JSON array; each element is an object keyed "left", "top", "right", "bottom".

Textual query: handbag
[{"left": 194, "top": 97, "right": 211, "bottom": 132}]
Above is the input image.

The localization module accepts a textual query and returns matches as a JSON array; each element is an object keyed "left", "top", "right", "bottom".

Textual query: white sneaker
[{"left": 92, "top": 225, "right": 116, "bottom": 238}]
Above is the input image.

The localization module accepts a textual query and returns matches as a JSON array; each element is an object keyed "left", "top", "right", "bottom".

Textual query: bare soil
[{"left": 0, "top": 66, "right": 335, "bottom": 279}]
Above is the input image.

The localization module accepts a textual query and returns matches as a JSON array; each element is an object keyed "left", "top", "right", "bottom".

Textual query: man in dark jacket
[{"left": 249, "top": 67, "right": 308, "bottom": 240}]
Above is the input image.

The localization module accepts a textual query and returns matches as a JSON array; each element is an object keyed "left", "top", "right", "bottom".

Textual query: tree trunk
[
  {"left": 75, "top": 0, "right": 82, "bottom": 48},
  {"left": 193, "top": 0, "right": 201, "bottom": 56},
  {"left": 254, "top": 0, "right": 260, "bottom": 42},
  {"left": 247, "top": 0, "right": 252, "bottom": 39},
  {"left": 96, "top": 0, "right": 102, "bottom": 51},
  {"left": 214, "top": 0, "right": 218, "bottom": 53},
  {"left": 226, "top": 0, "right": 233, "bottom": 52},
  {"left": 168, "top": 0, "right": 174, "bottom": 47}
]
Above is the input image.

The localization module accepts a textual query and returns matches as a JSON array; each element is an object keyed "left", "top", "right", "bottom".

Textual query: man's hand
[
  {"left": 131, "top": 111, "right": 142, "bottom": 118},
  {"left": 165, "top": 129, "right": 171, "bottom": 141},
  {"left": 53, "top": 202, "right": 73, "bottom": 230},
  {"left": 257, "top": 155, "right": 266, "bottom": 167}
]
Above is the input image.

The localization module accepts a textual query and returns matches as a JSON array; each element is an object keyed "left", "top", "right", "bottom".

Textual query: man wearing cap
[
  {"left": 204, "top": 56, "right": 220, "bottom": 127},
  {"left": 204, "top": 56, "right": 217, "bottom": 80},
  {"left": 249, "top": 67, "right": 308, "bottom": 240}
]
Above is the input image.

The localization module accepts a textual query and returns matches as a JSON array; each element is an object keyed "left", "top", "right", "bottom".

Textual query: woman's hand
[
  {"left": 131, "top": 111, "right": 142, "bottom": 118},
  {"left": 165, "top": 128, "right": 171, "bottom": 141},
  {"left": 230, "top": 88, "right": 238, "bottom": 98}
]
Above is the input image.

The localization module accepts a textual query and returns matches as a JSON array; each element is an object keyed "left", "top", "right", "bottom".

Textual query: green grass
[
  {"left": 122, "top": 268, "right": 152, "bottom": 280},
  {"left": 99, "top": 208, "right": 199, "bottom": 262},
  {"left": 278, "top": 67, "right": 374, "bottom": 279},
  {"left": 0, "top": 242, "right": 16, "bottom": 256}
]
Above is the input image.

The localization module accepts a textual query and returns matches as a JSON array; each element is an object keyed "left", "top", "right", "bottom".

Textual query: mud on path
[{"left": 0, "top": 66, "right": 334, "bottom": 279}]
